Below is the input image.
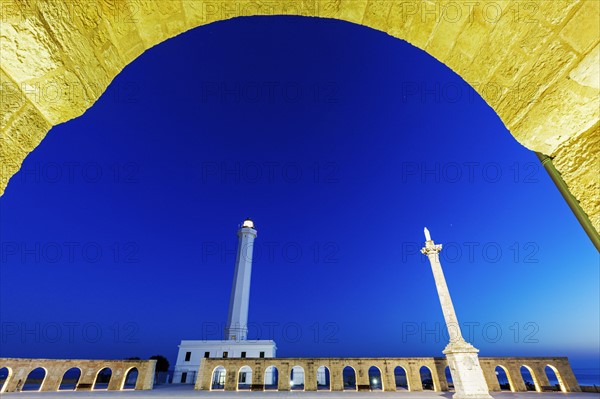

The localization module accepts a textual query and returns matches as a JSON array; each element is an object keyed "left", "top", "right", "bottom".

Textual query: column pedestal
[{"left": 444, "top": 340, "right": 493, "bottom": 399}]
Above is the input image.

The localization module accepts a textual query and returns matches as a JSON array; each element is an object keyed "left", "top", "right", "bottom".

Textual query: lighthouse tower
[
  {"left": 225, "top": 218, "right": 257, "bottom": 341},
  {"left": 173, "top": 219, "right": 276, "bottom": 385}
]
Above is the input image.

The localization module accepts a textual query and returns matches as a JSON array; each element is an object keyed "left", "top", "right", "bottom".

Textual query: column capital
[{"left": 421, "top": 241, "right": 442, "bottom": 255}]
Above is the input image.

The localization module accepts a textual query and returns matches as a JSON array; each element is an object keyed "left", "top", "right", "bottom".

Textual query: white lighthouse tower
[
  {"left": 225, "top": 218, "right": 257, "bottom": 341},
  {"left": 173, "top": 219, "right": 277, "bottom": 385}
]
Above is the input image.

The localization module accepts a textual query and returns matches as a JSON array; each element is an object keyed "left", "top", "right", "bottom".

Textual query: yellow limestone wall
[{"left": 1, "top": 1, "right": 598, "bottom": 230}]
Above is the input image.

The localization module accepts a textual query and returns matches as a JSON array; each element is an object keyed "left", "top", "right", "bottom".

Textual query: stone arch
[
  {"left": 93, "top": 367, "right": 113, "bottom": 390},
  {"left": 545, "top": 364, "right": 567, "bottom": 392},
  {"left": 1, "top": 2, "right": 598, "bottom": 235},
  {"left": 368, "top": 365, "right": 383, "bottom": 391},
  {"left": 394, "top": 365, "right": 409, "bottom": 391},
  {"left": 59, "top": 367, "right": 81, "bottom": 391},
  {"left": 342, "top": 365, "right": 357, "bottom": 391},
  {"left": 211, "top": 366, "right": 226, "bottom": 390},
  {"left": 290, "top": 365, "right": 305, "bottom": 391},
  {"left": 264, "top": 365, "right": 278, "bottom": 390},
  {"left": 237, "top": 365, "right": 252, "bottom": 391},
  {"left": 121, "top": 367, "right": 139, "bottom": 390},
  {"left": 0, "top": 367, "right": 12, "bottom": 393},
  {"left": 494, "top": 365, "right": 514, "bottom": 391},
  {"left": 520, "top": 365, "right": 540, "bottom": 392},
  {"left": 419, "top": 365, "right": 434, "bottom": 391},
  {"left": 317, "top": 365, "right": 330, "bottom": 390},
  {"left": 23, "top": 367, "right": 47, "bottom": 391}
]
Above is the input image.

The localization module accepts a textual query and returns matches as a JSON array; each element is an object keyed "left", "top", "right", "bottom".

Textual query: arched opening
[
  {"left": 445, "top": 366, "right": 454, "bottom": 391},
  {"left": 420, "top": 366, "right": 434, "bottom": 390},
  {"left": 369, "top": 366, "right": 383, "bottom": 391},
  {"left": 495, "top": 365, "right": 513, "bottom": 391},
  {"left": 343, "top": 366, "right": 356, "bottom": 391},
  {"left": 317, "top": 366, "right": 330, "bottom": 391},
  {"left": 520, "top": 365, "right": 539, "bottom": 392},
  {"left": 93, "top": 367, "right": 113, "bottom": 390},
  {"left": 237, "top": 366, "right": 252, "bottom": 390},
  {"left": 545, "top": 365, "right": 567, "bottom": 392},
  {"left": 122, "top": 367, "right": 139, "bottom": 390},
  {"left": 211, "top": 366, "right": 226, "bottom": 390},
  {"left": 394, "top": 366, "right": 409, "bottom": 391},
  {"left": 23, "top": 367, "right": 47, "bottom": 391},
  {"left": 58, "top": 367, "right": 81, "bottom": 391},
  {"left": 0, "top": 367, "right": 12, "bottom": 393},
  {"left": 290, "top": 366, "right": 304, "bottom": 391},
  {"left": 264, "top": 366, "right": 278, "bottom": 390}
]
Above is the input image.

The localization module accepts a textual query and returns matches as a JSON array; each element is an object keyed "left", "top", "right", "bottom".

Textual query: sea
[{"left": 573, "top": 369, "right": 600, "bottom": 387}]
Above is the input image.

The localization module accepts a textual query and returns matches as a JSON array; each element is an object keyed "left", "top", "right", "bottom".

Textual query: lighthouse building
[{"left": 173, "top": 219, "right": 277, "bottom": 384}]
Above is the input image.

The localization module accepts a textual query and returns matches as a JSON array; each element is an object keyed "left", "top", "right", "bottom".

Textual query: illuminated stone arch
[
  {"left": 23, "top": 367, "right": 47, "bottom": 392},
  {"left": 121, "top": 367, "right": 139, "bottom": 390},
  {"left": 290, "top": 365, "right": 305, "bottom": 390},
  {"left": 520, "top": 364, "right": 541, "bottom": 392},
  {"left": 1, "top": 1, "right": 598, "bottom": 232},
  {"left": 93, "top": 367, "right": 113, "bottom": 390},
  {"left": 394, "top": 365, "right": 410, "bottom": 391},
  {"left": 0, "top": 367, "right": 12, "bottom": 393},
  {"left": 494, "top": 365, "right": 515, "bottom": 392},
  {"left": 58, "top": 367, "right": 82, "bottom": 391},
  {"left": 342, "top": 365, "right": 357, "bottom": 391},
  {"left": 237, "top": 365, "right": 252, "bottom": 391},
  {"left": 316, "top": 365, "right": 330, "bottom": 390},
  {"left": 210, "top": 366, "right": 226, "bottom": 390},
  {"left": 368, "top": 365, "right": 383, "bottom": 391},
  {"left": 264, "top": 365, "right": 278, "bottom": 390},
  {"left": 419, "top": 365, "right": 435, "bottom": 391},
  {"left": 545, "top": 364, "right": 567, "bottom": 392}
]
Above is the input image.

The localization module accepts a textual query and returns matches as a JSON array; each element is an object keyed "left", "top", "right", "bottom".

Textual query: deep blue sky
[{"left": 1, "top": 17, "right": 598, "bottom": 373}]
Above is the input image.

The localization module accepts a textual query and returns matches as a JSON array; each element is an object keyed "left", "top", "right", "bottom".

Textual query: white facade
[
  {"left": 173, "top": 340, "right": 276, "bottom": 384},
  {"left": 174, "top": 219, "right": 278, "bottom": 385}
]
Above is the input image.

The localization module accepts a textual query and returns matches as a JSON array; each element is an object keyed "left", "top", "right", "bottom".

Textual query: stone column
[
  {"left": 224, "top": 367, "right": 237, "bottom": 391},
  {"left": 554, "top": 359, "right": 581, "bottom": 392},
  {"left": 195, "top": 360, "right": 207, "bottom": 390},
  {"left": 330, "top": 365, "right": 343, "bottom": 391},
  {"left": 107, "top": 368, "right": 123, "bottom": 390},
  {"left": 531, "top": 365, "right": 549, "bottom": 391},
  {"left": 478, "top": 362, "right": 500, "bottom": 392},
  {"left": 421, "top": 228, "right": 492, "bottom": 399},
  {"left": 434, "top": 359, "right": 449, "bottom": 391},
  {"left": 138, "top": 361, "right": 156, "bottom": 390},
  {"left": 356, "top": 364, "right": 370, "bottom": 391},
  {"left": 382, "top": 364, "right": 396, "bottom": 391},
  {"left": 407, "top": 363, "right": 423, "bottom": 392},
  {"left": 277, "top": 364, "right": 290, "bottom": 391},
  {"left": 40, "top": 366, "right": 62, "bottom": 392},
  {"left": 76, "top": 367, "right": 96, "bottom": 390},
  {"left": 304, "top": 361, "right": 317, "bottom": 391},
  {"left": 251, "top": 364, "right": 263, "bottom": 391},
  {"left": 506, "top": 364, "right": 527, "bottom": 392}
]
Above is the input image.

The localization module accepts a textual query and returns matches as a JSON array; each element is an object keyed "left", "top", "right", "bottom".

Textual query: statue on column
[{"left": 421, "top": 228, "right": 492, "bottom": 399}]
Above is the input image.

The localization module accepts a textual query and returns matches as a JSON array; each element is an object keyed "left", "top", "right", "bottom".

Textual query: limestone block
[
  {"left": 362, "top": 1, "right": 393, "bottom": 33},
  {"left": 560, "top": 1, "right": 600, "bottom": 53}
]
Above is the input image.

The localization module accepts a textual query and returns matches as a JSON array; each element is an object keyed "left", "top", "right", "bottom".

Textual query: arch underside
[{"left": 0, "top": 1, "right": 598, "bottom": 229}]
